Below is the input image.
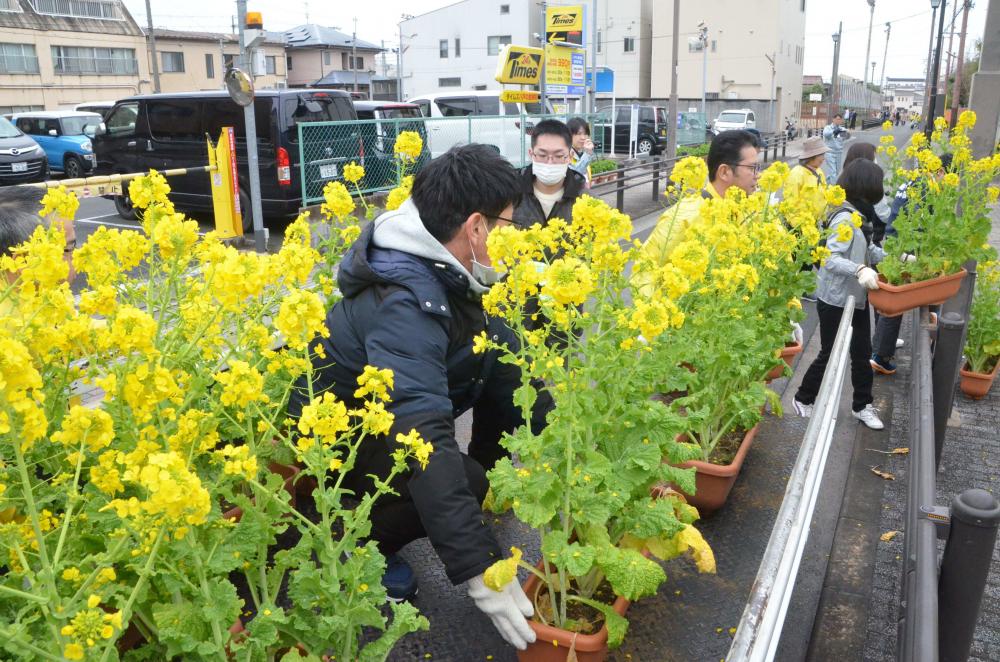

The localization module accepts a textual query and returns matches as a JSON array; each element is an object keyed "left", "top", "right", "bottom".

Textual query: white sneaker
[
  {"left": 792, "top": 399, "right": 813, "bottom": 418},
  {"left": 896, "top": 338, "right": 905, "bottom": 349},
  {"left": 853, "top": 404, "right": 885, "bottom": 430}
]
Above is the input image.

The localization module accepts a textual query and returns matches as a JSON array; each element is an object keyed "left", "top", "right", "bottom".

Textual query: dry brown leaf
[
  {"left": 870, "top": 466, "right": 896, "bottom": 480},
  {"left": 880, "top": 530, "right": 900, "bottom": 542},
  {"left": 891, "top": 447, "right": 910, "bottom": 454}
]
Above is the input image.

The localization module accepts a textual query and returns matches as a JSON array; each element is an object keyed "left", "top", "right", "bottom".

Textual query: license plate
[
  {"left": 11, "top": 162, "right": 27, "bottom": 172},
  {"left": 318, "top": 163, "right": 338, "bottom": 179}
]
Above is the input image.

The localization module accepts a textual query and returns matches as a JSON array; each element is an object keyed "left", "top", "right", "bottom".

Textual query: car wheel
[
  {"left": 64, "top": 155, "right": 84, "bottom": 179},
  {"left": 637, "top": 137, "right": 654, "bottom": 156},
  {"left": 114, "top": 190, "right": 137, "bottom": 220},
  {"left": 239, "top": 189, "right": 255, "bottom": 234}
]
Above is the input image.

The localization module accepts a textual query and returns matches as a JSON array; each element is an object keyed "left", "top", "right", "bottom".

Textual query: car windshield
[
  {"left": 61, "top": 116, "right": 99, "bottom": 135},
  {"left": 0, "top": 117, "right": 21, "bottom": 138},
  {"left": 718, "top": 112, "right": 747, "bottom": 123},
  {"left": 378, "top": 107, "right": 421, "bottom": 119}
]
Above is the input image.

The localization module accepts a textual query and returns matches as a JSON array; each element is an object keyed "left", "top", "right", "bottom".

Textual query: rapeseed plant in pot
[
  {"left": 475, "top": 196, "right": 715, "bottom": 651},
  {"left": 0, "top": 173, "right": 427, "bottom": 661}
]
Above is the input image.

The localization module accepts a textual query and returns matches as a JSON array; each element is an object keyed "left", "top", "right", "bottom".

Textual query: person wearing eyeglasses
[
  {"left": 511, "top": 119, "right": 587, "bottom": 227},
  {"left": 634, "top": 129, "right": 761, "bottom": 296},
  {"left": 286, "top": 144, "right": 552, "bottom": 651}
]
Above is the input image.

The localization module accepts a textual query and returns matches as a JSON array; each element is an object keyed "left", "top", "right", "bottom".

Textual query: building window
[
  {"left": 266, "top": 55, "right": 276, "bottom": 75},
  {"left": 342, "top": 52, "right": 348, "bottom": 69},
  {"left": 711, "top": 40, "right": 716, "bottom": 52},
  {"left": 324, "top": 51, "right": 331, "bottom": 66},
  {"left": 0, "top": 43, "right": 40, "bottom": 74},
  {"left": 597, "top": 30, "right": 602, "bottom": 53},
  {"left": 51, "top": 46, "right": 138, "bottom": 74},
  {"left": 440, "top": 39, "right": 448, "bottom": 58},
  {"left": 455, "top": 38, "right": 461, "bottom": 57},
  {"left": 286, "top": 55, "right": 293, "bottom": 70},
  {"left": 0, "top": 0, "right": 22, "bottom": 11},
  {"left": 439, "top": 77, "right": 461, "bottom": 87},
  {"left": 500, "top": 4, "right": 509, "bottom": 13},
  {"left": 205, "top": 53, "right": 214, "bottom": 79},
  {"left": 341, "top": 54, "right": 363, "bottom": 70},
  {"left": 28, "top": 0, "right": 121, "bottom": 19},
  {"left": 487, "top": 35, "right": 511, "bottom": 56},
  {"left": 623, "top": 36, "right": 635, "bottom": 53},
  {"left": 161, "top": 51, "right": 184, "bottom": 73},
  {"left": 224, "top": 53, "right": 235, "bottom": 69}
]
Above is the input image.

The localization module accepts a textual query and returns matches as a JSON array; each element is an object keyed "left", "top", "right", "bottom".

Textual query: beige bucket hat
[{"left": 800, "top": 136, "right": 829, "bottom": 159}]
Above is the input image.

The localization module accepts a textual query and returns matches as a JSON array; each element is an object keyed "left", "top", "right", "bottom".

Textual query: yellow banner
[
  {"left": 494, "top": 45, "right": 544, "bottom": 85},
  {"left": 545, "top": 5, "right": 584, "bottom": 45},
  {"left": 545, "top": 45, "right": 573, "bottom": 86},
  {"left": 499, "top": 90, "right": 541, "bottom": 103}
]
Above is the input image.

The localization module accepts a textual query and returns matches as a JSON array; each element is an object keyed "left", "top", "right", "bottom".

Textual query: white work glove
[
  {"left": 790, "top": 322, "right": 804, "bottom": 346},
  {"left": 856, "top": 266, "right": 880, "bottom": 290},
  {"left": 901, "top": 252, "right": 917, "bottom": 263},
  {"left": 467, "top": 574, "right": 536, "bottom": 650}
]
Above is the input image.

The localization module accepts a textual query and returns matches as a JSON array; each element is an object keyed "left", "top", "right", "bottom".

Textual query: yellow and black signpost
[
  {"left": 494, "top": 45, "right": 544, "bottom": 86},
  {"left": 545, "top": 5, "right": 584, "bottom": 46}
]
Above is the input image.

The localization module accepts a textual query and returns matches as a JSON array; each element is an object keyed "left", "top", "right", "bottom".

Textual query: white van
[
  {"left": 710, "top": 108, "right": 757, "bottom": 136},
  {"left": 406, "top": 91, "right": 550, "bottom": 165}
]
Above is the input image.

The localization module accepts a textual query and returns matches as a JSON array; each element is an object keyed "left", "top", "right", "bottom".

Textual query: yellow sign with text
[
  {"left": 499, "top": 90, "right": 541, "bottom": 103},
  {"left": 545, "top": 5, "right": 584, "bottom": 45},
  {"left": 545, "top": 44, "right": 573, "bottom": 85},
  {"left": 495, "top": 45, "right": 544, "bottom": 85}
]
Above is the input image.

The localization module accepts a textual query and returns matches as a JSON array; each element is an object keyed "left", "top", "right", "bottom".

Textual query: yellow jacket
[
  {"left": 633, "top": 185, "right": 721, "bottom": 297},
  {"left": 784, "top": 165, "right": 827, "bottom": 223}
]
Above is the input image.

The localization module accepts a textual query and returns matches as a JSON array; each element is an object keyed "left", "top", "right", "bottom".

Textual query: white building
[
  {"left": 649, "top": 0, "right": 806, "bottom": 131},
  {"left": 398, "top": 0, "right": 652, "bottom": 100}
]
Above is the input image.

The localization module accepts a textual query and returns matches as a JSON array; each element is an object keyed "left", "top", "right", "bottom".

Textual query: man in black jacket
[
  {"left": 511, "top": 119, "right": 587, "bottom": 227},
  {"left": 289, "top": 144, "right": 551, "bottom": 650}
]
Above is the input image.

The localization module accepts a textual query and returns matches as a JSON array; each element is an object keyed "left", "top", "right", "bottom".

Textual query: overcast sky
[{"left": 126, "top": 0, "right": 989, "bottom": 82}]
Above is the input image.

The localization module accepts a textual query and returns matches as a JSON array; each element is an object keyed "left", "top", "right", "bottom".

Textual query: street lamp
[
  {"left": 862, "top": 0, "right": 875, "bottom": 114},
  {"left": 828, "top": 24, "right": 842, "bottom": 121},
  {"left": 923, "top": 0, "right": 942, "bottom": 122},
  {"left": 925, "top": 0, "right": 947, "bottom": 137}
]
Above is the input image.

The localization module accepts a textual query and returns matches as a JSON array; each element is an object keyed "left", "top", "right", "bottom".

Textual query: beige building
[
  {"left": 0, "top": 0, "right": 150, "bottom": 113},
  {"left": 284, "top": 24, "right": 383, "bottom": 96},
  {"left": 650, "top": 0, "right": 806, "bottom": 132},
  {"left": 149, "top": 29, "right": 287, "bottom": 93}
]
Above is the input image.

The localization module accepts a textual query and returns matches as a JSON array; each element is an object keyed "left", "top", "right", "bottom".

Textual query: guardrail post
[
  {"left": 782, "top": 136, "right": 787, "bottom": 158},
  {"left": 616, "top": 168, "right": 625, "bottom": 212},
  {"left": 938, "top": 489, "right": 1000, "bottom": 662},
  {"left": 772, "top": 137, "right": 779, "bottom": 162},
  {"left": 931, "top": 312, "right": 965, "bottom": 467},
  {"left": 651, "top": 158, "right": 660, "bottom": 201}
]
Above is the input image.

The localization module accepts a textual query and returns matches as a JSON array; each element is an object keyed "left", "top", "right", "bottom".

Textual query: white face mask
[
  {"left": 533, "top": 161, "right": 569, "bottom": 186},
  {"left": 468, "top": 221, "right": 501, "bottom": 287}
]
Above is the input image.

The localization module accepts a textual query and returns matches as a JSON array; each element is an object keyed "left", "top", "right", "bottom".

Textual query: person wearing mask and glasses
[
  {"left": 634, "top": 129, "right": 761, "bottom": 296},
  {"left": 511, "top": 119, "right": 587, "bottom": 227}
]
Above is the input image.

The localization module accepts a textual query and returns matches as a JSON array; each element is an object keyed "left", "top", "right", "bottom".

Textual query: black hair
[
  {"left": 707, "top": 130, "right": 759, "bottom": 182},
  {"left": 530, "top": 119, "right": 573, "bottom": 148},
  {"left": 566, "top": 117, "right": 590, "bottom": 137},
  {"left": 411, "top": 144, "right": 523, "bottom": 243},
  {"left": 842, "top": 142, "right": 876, "bottom": 169},
  {"left": 940, "top": 152, "right": 954, "bottom": 171},
  {"left": 837, "top": 159, "right": 885, "bottom": 206},
  {"left": 0, "top": 186, "right": 44, "bottom": 257},
  {"left": 833, "top": 112, "right": 843, "bottom": 119}
]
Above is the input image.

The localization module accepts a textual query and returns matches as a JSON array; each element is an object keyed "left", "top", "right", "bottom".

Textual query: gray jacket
[{"left": 815, "top": 203, "right": 886, "bottom": 309}]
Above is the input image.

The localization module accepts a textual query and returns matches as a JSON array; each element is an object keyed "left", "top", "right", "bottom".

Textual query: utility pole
[
  {"left": 381, "top": 40, "right": 387, "bottom": 77},
  {"left": 926, "top": 0, "right": 948, "bottom": 137},
  {"left": 236, "top": 0, "right": 265, "bottom": 252},
  {"left": 949, "top": 0, "right": 972, "bottom": 128},
  {"left": 540, "top": 1, "right": 548, "bottom": 112},
  {"left": 145, "top": 0, "right": 161, "bottom": 93},
  {"left": 698, "top": 22, "right": 708, "bottom": 116},
  {"left": 352, "top": 17, "right": 358, "bottom": 95},
  {"left": 862, "top": 0, "right": 875, "bottom": 114},
  {"left": 944, "top": 0, "right": 961, "bottom": 100},
  {"left": 589, "top": 0, "right": 597, "bottom": 114},
  {"left": 829, "top": 22, "right": 842, "bottom": 121},
  {"left": 922, "top": 2, "right": 940, "bottom": 123},
  {"left": 765, "top": 52, "right": 776, "bottom": 132},
  {"left": 666, "top": 0, "right": 679, "bottom": 159},
  {"left": 871, "top": 61, "right": 877, "bottom": 114},
  {"left": 880, "top": 22, "right": 891, "bottom": 92}
]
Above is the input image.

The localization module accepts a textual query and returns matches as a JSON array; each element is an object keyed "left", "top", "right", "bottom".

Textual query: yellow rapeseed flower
[
  {"left": 39, "top": 186, "right": 80, "bottom": 220},
  {"left": 394, "top": 131, "right": 424, "bottom": 162},
  {"left": 343, "top": 161, "right": 365, "bottom": 184},
  {"left": 320, "top": 181, "right": 355, "bottom": 221}
]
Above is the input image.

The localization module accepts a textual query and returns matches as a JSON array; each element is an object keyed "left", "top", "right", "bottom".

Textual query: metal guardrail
[{"left": 728, "top": 295, "right": 856, "bottom": 661}]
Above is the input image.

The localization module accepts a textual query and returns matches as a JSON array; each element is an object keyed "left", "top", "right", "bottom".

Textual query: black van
[{"left": 94, "top": 89, "right": 358, "bottom": 228}]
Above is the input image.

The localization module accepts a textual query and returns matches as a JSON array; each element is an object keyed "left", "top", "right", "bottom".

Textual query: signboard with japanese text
[
  {"left": 500, "top": 90, "right": 541, "bottom": 103},
  {"left": 494, "top": 45, "right": 544, "bottom": 85},
  {"left": 545, "top": 45, "right": 586, "bottom": 96},
  {"left": 545, "top": 5, "right": 584, "bottom": 45}
]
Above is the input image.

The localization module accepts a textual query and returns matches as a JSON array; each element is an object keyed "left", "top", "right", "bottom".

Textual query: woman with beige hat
[{"left": 784, "top": 136, "right": 830, "bottom": 222}]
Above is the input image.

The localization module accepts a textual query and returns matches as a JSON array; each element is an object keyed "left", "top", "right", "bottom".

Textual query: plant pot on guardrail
[
  {"left": 765, "top": 341, "right": 803, "bottom": 382},
  {"left": 868, "top": 270, "right": 966, "bottom": 317},
  {"left": 674, "top": 423, "right": 760, "bottom": 516},
  {"left": 959, "top": 359, "right": 1000, "bottom": 400}
]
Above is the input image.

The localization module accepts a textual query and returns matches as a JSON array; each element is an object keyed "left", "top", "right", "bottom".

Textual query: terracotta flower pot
[
  {"left": 765, "top": 341, "right": 803, "bottom": 382},
  {"left": 675, "top": 423, "right": 760, "bottom": 516},
  {"left": 959, "top": 359, "right": 1000, "bottom": 400},
  {"left": 868, "top": 270, "right": 966, "bottom": 317},
  {"left": 518, "top": 561, "right": 636, "bottom": 662},
  {"left": 223, "top": 463, "right": 301, "bottom": 523}
]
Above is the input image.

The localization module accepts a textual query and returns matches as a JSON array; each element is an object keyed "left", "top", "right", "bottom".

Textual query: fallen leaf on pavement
[
  {"left": 870, "top": 466, "right": 896, "bottom": 480},
  {"left": 880, "top": 530, "right": 900, "bottom": 542}
]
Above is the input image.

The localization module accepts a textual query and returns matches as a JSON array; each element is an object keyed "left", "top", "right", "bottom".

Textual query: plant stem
[
  {"left": 99, "top": 527, "right": 166, "bottom": 662},
  {"left": 0, "top": 625, "right": 62, "bottom": 661}
]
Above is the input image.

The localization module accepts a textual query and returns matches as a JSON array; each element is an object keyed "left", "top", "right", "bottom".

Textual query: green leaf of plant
[
  {"left": 565, "top": 595, "right": 629, "bottom": 648},
  {"left": 358, "top": 601, "right": 429, "bottom": 662},
  {"left": 595, "top": 546, "right": 665, "bottom": 601}
]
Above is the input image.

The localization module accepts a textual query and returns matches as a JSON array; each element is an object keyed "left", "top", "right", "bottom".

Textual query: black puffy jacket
[
  {"left": 289, "top": 206, "right": 549, "bottom": 584},
  {"left": 511, "top": 164, "right": 587, "bottom": 227}
]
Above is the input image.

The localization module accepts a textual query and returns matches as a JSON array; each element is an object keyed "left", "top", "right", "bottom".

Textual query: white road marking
[{"left": 74, "top": 216, "right": 140, "bottom": 228}]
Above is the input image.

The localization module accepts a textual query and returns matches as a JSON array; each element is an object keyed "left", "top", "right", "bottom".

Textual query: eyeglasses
[
  {"left": 531, "top": 151, "right": 570, "bottom": 164},
  {"left": 727, "top": 162, "right": 763, "bottom": 175}
]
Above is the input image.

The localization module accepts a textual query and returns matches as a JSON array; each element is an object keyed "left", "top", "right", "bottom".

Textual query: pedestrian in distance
[
  {"left": 566, "top": 116, "right": 596, "bottom": 186},
  {"left": 287, "top": 144, "right": 553, "bottom": 651},
  {"left": 822, "top": 112, "right": 851, "bottom": 184},
  {"left": 793, "top": 159, "right": 888, "bottom": 430},
  {"left": 784, "top": 135, "right": 830, "bottom": 222},
  {"left": 511, "top": 119, "right": 587, "bottom": 227}
]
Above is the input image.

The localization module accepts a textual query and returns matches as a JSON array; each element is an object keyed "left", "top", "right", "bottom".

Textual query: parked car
[
  {"left": 710, "top": 109, "right": 757, "bottom": 136},
  {"left": 75, "top": 101, "right": 117, "bottom": 119},
  {"left": 93, "top": 89, "right": 358, "bottom": 229},
  {"left": 352, "top": 101, "right": 430, "bottom": 188},
  {"left": 0, "top": 116, "right": 49, "bottom": 186},
  {"left": 406, "top": 91, "right": 550, "bottom": 165},
  {"left": 593, "top": 104, "right": 668, "bottom": 156},
  {"left": 11, "top": 111, "right": 102, "bottom": 179}
]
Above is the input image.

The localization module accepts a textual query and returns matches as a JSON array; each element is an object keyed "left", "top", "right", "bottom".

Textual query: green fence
[{"left": 297, "top": 112, "right": 611, "bottom": 206}]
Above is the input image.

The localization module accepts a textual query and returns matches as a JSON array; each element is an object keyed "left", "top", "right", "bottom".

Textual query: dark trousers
[
  {"left": 872, "top": 313, "right": 903, "bottom": 359},
  {"left": 796, "top": 299, "right": 874, "bottom": 412}
]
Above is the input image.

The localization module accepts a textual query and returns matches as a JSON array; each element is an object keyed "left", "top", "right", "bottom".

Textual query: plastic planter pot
[
  {"left": 959, "top": 359, "right": 1000, "bottom": 400},
  {"left": 868, "top": 270, "right": 966, "bottom": 317},
  {"left": 222, "top": 462, "right": 301, "bottom": 523},
  {"left": 675, "top": 423, "right": 760, "bottom": 516},
  {"left": 765, "top": 341, "right": 803, "bottom": 382}
]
